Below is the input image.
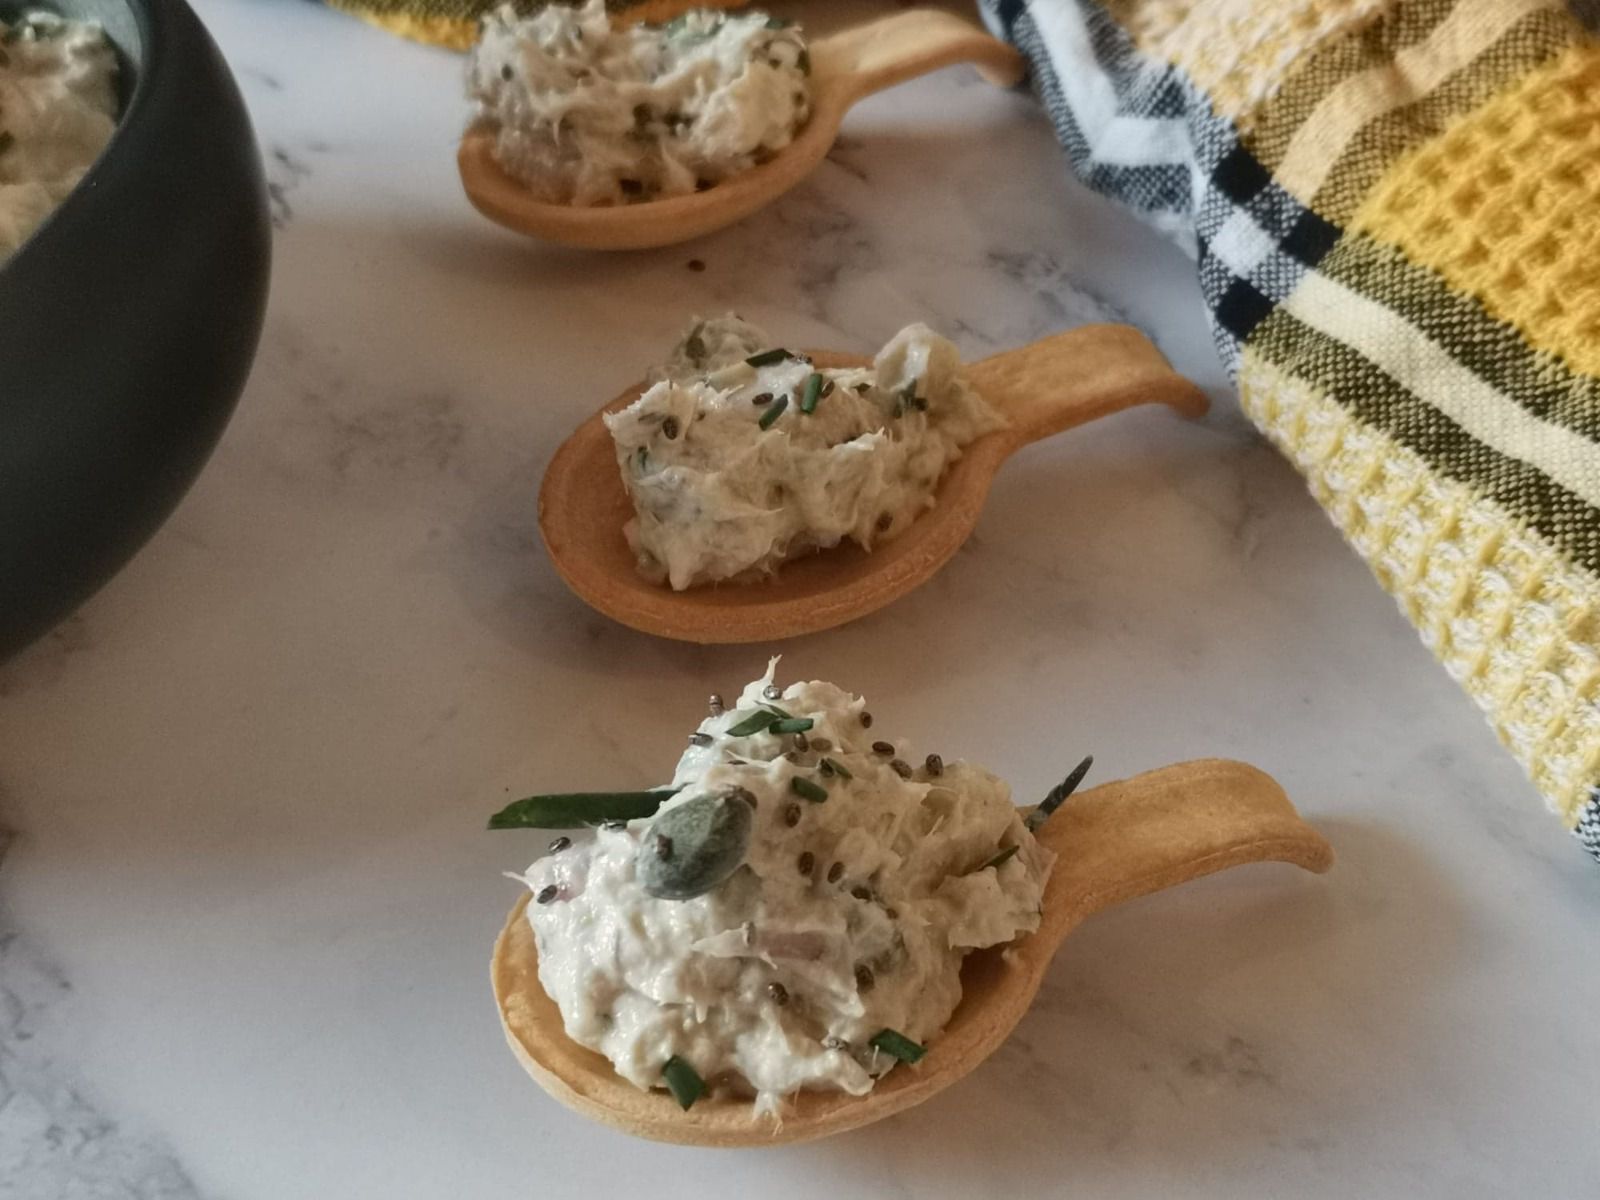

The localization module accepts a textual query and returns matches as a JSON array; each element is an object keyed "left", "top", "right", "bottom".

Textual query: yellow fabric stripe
[
  {"left": 1272, "top": 0, "right": 1555, "bottom": 208},
  {"left": 1100, "top": 0, "right": 1396, "bottom": 124},
  {"left": 1355, "top": 43, "right": 1600, "bottom": 380},
  {"left": 1239, "top": 349, "right": 1600, "bottom": 826}
]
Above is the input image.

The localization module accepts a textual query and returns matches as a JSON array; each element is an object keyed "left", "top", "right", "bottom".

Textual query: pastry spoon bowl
[
  {"left": 492, "top": 757, "right": 1334, "bottom": 1146},
  {"left": 539, "top": 322, "right": 1208, "bottom": 642},
  {"left": 458, "top": 8, "right": 1026, "bottom": 250}
]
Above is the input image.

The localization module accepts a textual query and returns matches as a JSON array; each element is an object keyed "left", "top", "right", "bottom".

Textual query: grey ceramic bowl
[{"left": 0, "top": 0, "right": 270, "bottom": 658}]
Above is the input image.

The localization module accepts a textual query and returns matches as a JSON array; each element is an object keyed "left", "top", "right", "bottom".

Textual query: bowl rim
[{"left": 0, "top": 0, "right": 157, "bottom": 277}]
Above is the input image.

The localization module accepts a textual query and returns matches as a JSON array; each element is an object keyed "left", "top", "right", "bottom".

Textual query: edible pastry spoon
[
  {"left": 539, "top": 322, "right": 1208, "bottom": 642},
  {"left": 493, "top": 757, "right": 1334, "bottom": 1146},
  {"left": 458, "top": 8, "right": 1026, "bottom": 250}
]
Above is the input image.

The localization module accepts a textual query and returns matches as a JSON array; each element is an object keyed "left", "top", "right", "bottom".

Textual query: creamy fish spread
[
  {"left": 468, "top": 0, "right": 810, "bottom": 206},
  {"left": 605, "top": 316, "right": 1007, "bottom": 589},
  {"left": 0, "top": 12, "right": 118, "bottom": 262},
  {"left": 515, "top": 663, "right": 1052, "bottom": 1113}
]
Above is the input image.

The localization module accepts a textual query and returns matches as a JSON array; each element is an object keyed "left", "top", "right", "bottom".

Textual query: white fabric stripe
[
  {"left": 1207, "top": 206, "right": 1279, "bottom": 286},
  {"left": 1026, "top": 0, "right": 1195, "bottom": 169},
  {"left": 1274, "top": 0, "right": 1558, "bottom": 204},
  {"left": 1284, "top": 272, "right": 1600, "bottom": 509}
]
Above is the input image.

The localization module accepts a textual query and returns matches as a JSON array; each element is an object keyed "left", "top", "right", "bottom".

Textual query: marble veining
[{"left": 0, "top": 0, "right": 1596, "bottom": 1197}]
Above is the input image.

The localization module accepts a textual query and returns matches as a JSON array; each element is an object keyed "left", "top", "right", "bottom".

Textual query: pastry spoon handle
[
  {"left": 1030, "top": 759, "right": 1334, "bottom": 938},
  {"left": 814, "top": 8, "right": 1026, "bottom": 104},
  {"left": 965, "top": 323, "right": 1210, "bottom": 450}
]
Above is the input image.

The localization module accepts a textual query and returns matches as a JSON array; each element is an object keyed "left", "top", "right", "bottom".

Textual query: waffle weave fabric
[{"left": 977, "top": 0, "right": 1600, "bottom": 862}]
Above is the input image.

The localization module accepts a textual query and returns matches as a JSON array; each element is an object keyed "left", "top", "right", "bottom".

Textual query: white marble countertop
[{"left": 2, "top": 0, "right": 1596, "bottom": 1196}]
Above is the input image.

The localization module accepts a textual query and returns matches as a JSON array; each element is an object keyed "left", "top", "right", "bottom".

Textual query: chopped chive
[
  {"left": 982, "top": 845, "right": 1020, "bottom": 871},
  {"left": 661, "top": 1056, "right": 705, "bottom": 1109},
  {"left": 1025, "top": 755, "right": 1094, "bottom": 832},
  {"left": 799, "top": 372, "right": 824, "bottom": 413},
  {"left": 744, "top": 347, "right": 792, "bottom": 367},
  {"left": 726, "top": 709, "right": 780, "bottom": 737},
  {"left": 757, "top": 394, "right": 788, "bottom": 430},
  {"left": 770, "top": 716, "right": 814, "bottom": 734},
  {"left": 820, "top": 757, "right": 852, "bottom": 779},
  {"left": 488, "top": 788, "right": 680, "bottom": 829},
  {"left": 869, "top": 1028, "right": 926, "bottom": 1064},
  {"left": 790, "top": 777, "right": 829, "bottom": 803}
]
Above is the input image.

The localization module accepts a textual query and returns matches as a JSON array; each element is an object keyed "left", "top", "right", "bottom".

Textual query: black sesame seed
[
  {"left": 851, "top": 885, "right": 871, "bottom": 901},
  {"left": 797, "top": 851, "right": 814, "bottom": 876},
  {"left": 662, "top": 416, "right": 680, "bottom": 440},
  {"left": 687, "top": 258, "right": 706, "bottom": 272},
  {"left": 548, "top": 836, "right": 571, "bottom": 853},
  {"left": 890, "top": 759, "right": 913, "bottom": 779},
  {"left": 860, "top": 712, "right": 873, "bottom": 728},
  {"left": 708, "top": 693, "right": 724, "bottom": 715},
  {"left": 768, "top": 982, "right": 789, "bottom": 1005},
  {"left": 751, "top": 392, "right": 774, "bottom": 407},
  {"left": 872, "top": 741, "right": 894, "bottom": 756},
  {"left": 885, "top": 907, "right": 899, "bottom": 919},
  {"left": 784, "top": 804, "right": 802, "bottom": 827},
  {"left": 810, "top": 737, "right": 832, "bottom": 752},
  {"left": 500, "top": 63, "right": 513, "bottom": 81},
  {"left": 763, "top": 685, "right": 783, "bottom": 700},
  {"left": 536, "top": 885, "right": 559, "bottom": 905},
  {"left": 875, "top": 512, "right": 892, "bottom": 533},
  {"left": 924, "top": 754, "right": 944, "bottom": 777},
  {"left": 827, "top": 861, "right": 844, "bottom": 883},
  {"left": 654, "top": 835, "right": 673, "bottom": 860},
  {"left": 854, "top": 964, "right": 875, "bottom": 991},
  {"left": 688, "top": 731, "right": 713, "bottom": 747}
]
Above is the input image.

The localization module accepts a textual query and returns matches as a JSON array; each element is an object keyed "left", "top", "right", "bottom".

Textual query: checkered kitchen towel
[
  {"left": 976, "top": 0, "right": 1600, "bottom": 861},
  {"left": 338, "top": 0, "right": 1600, "bottom": 859}
]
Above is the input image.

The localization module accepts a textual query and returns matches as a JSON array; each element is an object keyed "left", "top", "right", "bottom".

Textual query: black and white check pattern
[
  {"left": 982, "top": 0, "right": 1342, "bottom": 372},
  {"left": 1575, "top": 794, "right": 1600, "bottom": 863}
]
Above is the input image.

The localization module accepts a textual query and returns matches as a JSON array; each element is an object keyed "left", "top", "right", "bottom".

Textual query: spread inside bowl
[{"left": 0, "top": 8, "right": 120, "bottom": 262}]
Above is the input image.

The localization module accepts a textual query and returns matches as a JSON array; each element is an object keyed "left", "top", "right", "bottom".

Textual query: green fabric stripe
[
  {"left": 1245, "top": 0, "right": 1459, "bottom": 168},
  {"left": 1321, "top": 233, "right": 1600, "bottom": 445},
  {"left": 1312, "top": 6, "right": 1577, "bottom": 222},
  {"left": 1250, "top": 306, "right": 1600, "bottom": 575}
]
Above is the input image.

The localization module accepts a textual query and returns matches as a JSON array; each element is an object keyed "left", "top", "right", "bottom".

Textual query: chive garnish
[
  {"left": 744, "top": 347, "right": 792, "bottom": 367},
  {"left": 1025, "top": 755, "right": 1094, "bottom": 831},
  {"left": 820, "top": 757, "right": 852, "bottom": 779},
  {"left": 726, "top": 709, "right": 780, "bottom": 737},
  {"left": 662, "top": 1056, "right": 705, "bottom": 1110},
  {"left": 488, "top": 788, "right": 680, "bottom": 829},
  {"left": 790, "top": 777, "right": 828, "bottom": 803},
  {"left": 770, "top": 716, "right": 814, "bottom": 734},
  {"left": 799, "top": 372, "right": 825, "bottom": 413},
  {"left": 982, "top": 845, "right": 1020, "bottom": 871},
  {"left": 757, "top": 394, "right": 788, "bottom": 430},
  {"left": 869, "top": 1029, "right": 926, "bottom": 1064}
]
